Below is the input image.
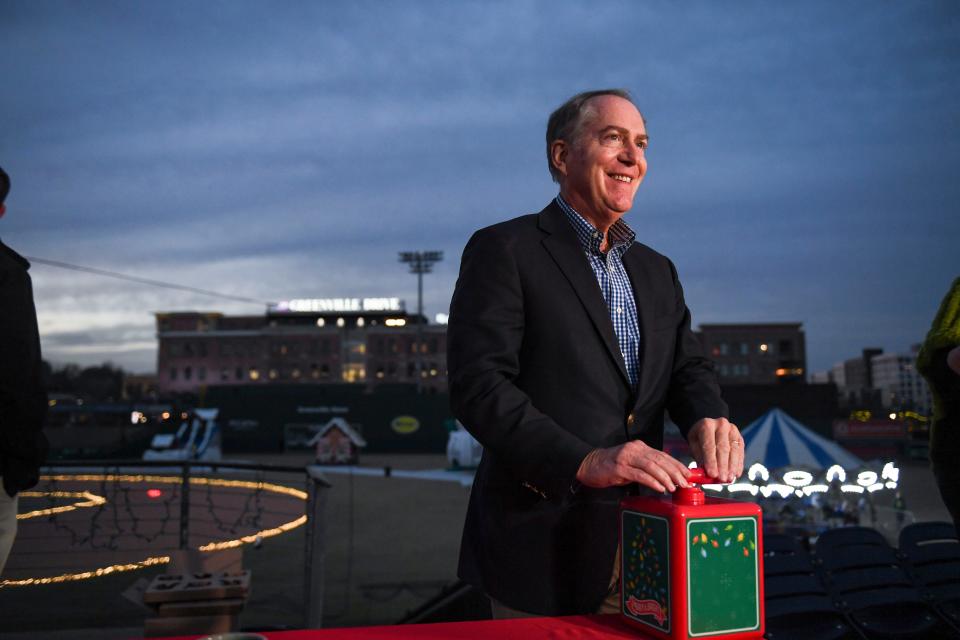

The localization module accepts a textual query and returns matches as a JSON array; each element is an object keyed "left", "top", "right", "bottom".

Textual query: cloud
[{"left": 3, "top": 1, "right": 958, "bottom": 375}]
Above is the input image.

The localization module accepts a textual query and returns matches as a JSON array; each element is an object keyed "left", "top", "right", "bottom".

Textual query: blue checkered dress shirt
[{"left": 556, "top": 195, "right": 641, "bottom": 390}]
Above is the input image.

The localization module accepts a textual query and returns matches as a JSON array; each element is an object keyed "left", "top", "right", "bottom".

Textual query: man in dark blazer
[
  {"left": 447, "top": 90, "right": 744, "bottom": 617},
  {"left": 0, "top": 166, "right": 48, "bottom": 574}
]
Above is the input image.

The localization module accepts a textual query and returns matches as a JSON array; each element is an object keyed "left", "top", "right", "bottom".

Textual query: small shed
[{"left": 307, "top": 417, "right": 367, "bottom": 464}]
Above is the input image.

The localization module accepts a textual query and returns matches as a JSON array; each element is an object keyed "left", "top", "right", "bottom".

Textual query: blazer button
[{"left": 626, "top": 414, "right": 635, "bottom": 427}]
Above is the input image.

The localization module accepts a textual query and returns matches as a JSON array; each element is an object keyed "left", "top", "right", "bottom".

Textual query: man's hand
[
  {"left": 687, "top": 417, "right": 743, "bottom": 483},
  {"left": 576, "top": 441, "right": 691, "bottom": 493}
]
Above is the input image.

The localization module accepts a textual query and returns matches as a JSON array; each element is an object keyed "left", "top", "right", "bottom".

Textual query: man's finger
[
  {"left": 662, "top": 452, "right": 693, "bottom": 487},
  {"left": 731, "top": 437, "right": 745, "bottom": 480},
  {"left": 626, "top": 468, "right": 666, "bottom": 493},
  {"left": 628, "top": 452, "right": 678, "bottom": 492},
  {"left": 730, "top": 430, "right": 745, "bottom": 479},
  {"left": 698, "top": 429, "right": 719, "bottom": 478},
  {"left": 716, "top": 435, "right": 731, "bottom": 483}
]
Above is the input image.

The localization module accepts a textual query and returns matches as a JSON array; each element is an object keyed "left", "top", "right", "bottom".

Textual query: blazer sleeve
[
  {"left": 447, "top": 227, "right": 594, "bottom": 497},
  {"left": 0, "top": 257, "right": 49, "bottom": 495},
  {"left": 662, "top": 258, "right": 729, "bottom": 436}
]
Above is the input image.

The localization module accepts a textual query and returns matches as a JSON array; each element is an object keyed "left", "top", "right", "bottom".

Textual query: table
[{"left": 168, "top": 614, "right": 650, "bottom": 639}]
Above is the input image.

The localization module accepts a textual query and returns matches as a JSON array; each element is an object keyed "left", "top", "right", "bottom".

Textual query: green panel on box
[
  {"left": 622, "top": 511, "right": 670, "bottom": 632},
  {"left": 686, "top": 516, "right": 759, "bottom": 636}
]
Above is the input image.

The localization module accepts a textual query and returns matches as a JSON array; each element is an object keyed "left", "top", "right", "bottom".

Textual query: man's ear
[{"left": 550, "top": 140, "right": 568, "bottom": 178}]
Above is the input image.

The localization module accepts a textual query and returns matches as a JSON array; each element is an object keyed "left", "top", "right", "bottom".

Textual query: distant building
[
  {"left": 833, "top": 348, "right": 884, "bottom": 407},
  {"left": 695, "top": 323, "right": 806, "bottom": 384},
  {"left": 122, "top": 373, "right": 158, "bottom": 401},
  {"left": 870, "top": 346, "right": 933, "bottom": 415},
  {"left": 156, "top": 297, "right": 447, "bottom": 395},
  {"left": 821, "top": 345, "right": 933, "bottom": 416}
]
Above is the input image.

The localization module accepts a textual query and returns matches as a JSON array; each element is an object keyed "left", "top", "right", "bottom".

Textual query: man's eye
[
  {"left": 636, "top": 139, "right": 648, "bottom": 150},
  {"left": 603, "top": 133, "right": 622, "bottom": 143}
]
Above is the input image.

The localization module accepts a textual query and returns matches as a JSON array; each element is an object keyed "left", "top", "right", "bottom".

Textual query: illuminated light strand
[
  {"left": 3, "top": 473, "right": 308, "bottom": 589},
  {"left": 199, "top": 515, "right": 308, "bottom": 551},
  {"left": 0, "top": 556, "right": 171, "bottom": 587},
  {"left": 699, "top": 462, "right": 900, "bottom": 496},
  {"left": 747, "top": 463, "right": 769, "bottom": 482},
  {"left": 826, "top": 464, "right": 846, "bottom": 483},
  {"left": 783, "top": 470, "right": 814, "bottom": 487},
  {"left": 725, "top": 483, "right": 759, "bottom": 496},
  {"left": 16, "top": 491, "right": 107, "bottom": 520},
  {"left": 881, "top": 462, "right": 899, "bottom": 483},
  {"left": 857, "top": 471, "right": 879, "bottom": 487},
  {"left": 39, "top": 474, "right": 308, "bottom": 500}
]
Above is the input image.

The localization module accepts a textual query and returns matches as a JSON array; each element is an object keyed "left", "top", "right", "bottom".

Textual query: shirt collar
[{"left": 555, "top": 194, "right": 635, "bottom": 257}]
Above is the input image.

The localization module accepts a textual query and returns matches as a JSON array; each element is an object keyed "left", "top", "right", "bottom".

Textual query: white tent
[{"left": 740, "top": 408, "right": 862, "bottom": 470}]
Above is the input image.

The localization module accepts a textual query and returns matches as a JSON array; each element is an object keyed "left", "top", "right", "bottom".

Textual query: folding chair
[
  {"left": 815, "top": 526, "right": 954, "bottom": 639},
  {"left": 899, "top": 521, "right": 960, "bottom": 634}
]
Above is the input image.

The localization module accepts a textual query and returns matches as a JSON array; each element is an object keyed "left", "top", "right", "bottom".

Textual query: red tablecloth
[{"left": 170, "top": 614, "right": 649, "bottom": 639}]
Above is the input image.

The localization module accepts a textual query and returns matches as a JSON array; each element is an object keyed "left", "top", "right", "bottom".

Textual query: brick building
[
  {"left": 695, "top": 323, "right": 807, "bottom": 384},
  {"left": 156, "top": 298, "right": 447, "bottom": 395}
]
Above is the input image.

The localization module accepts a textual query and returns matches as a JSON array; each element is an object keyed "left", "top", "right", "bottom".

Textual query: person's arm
[
  {"left": 659, "top": 259, "right": 744, "bottom": 483},
  {"left": 448, "top": 227, "right": 594, "bottom": 498},
  {"left": 0, "top": 261, "right": 48, "bottom": 495}
]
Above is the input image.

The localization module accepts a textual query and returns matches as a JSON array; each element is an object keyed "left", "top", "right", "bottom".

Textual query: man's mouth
[{"left": 609, "top": 173, "right": 633, "bottom": 184}]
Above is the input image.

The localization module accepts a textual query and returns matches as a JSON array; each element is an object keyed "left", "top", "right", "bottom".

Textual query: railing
[{"left": 6, "top": 459, "right": 331, "bottom": 629}]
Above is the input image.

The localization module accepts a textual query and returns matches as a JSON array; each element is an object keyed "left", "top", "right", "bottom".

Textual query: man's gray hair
[{"left": 545, "top": 89, "right": 639, "bottom": 183}]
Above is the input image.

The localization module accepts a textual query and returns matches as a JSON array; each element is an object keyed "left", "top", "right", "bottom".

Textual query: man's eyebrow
[{"left": 600, "top": 125, "right": 648, "bottom": 140}]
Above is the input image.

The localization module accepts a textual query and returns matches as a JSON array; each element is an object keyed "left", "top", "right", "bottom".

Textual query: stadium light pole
[{"left": 398, "top": 250, "right": 443, "bottom": 394}]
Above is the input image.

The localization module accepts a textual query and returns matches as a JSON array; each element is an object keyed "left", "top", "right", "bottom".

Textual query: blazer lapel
[{"left": 538, "top": 202, "right": 630, "bottom": 386}]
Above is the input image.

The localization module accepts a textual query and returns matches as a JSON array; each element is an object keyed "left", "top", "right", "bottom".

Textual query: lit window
[
  {"left": 269, "top": 369, "right": 278, "bottom": 380},
  {"left": 356, "top": 317, "right": 365, "bottom": 328},
  {"left": 316, "top": 318, "right": 325, "bottom": 327},
  {"left": 336, "top": 317, "right": 345, "bottom": 328},
  {"left": 249, "top": 368, "right": 260, "bottom": 381}
]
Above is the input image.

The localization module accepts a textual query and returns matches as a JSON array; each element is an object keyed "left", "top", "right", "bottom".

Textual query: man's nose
[{"left": 619, "top": 141, "right": 644, "bottom": 164}]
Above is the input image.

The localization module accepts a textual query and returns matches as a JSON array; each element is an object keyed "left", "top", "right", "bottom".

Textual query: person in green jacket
[{"left": 917, "top": 277, "right": 960, "bottom": 536}]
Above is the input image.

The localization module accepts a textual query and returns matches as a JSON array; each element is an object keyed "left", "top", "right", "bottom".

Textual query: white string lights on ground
[
  {"left": 1, "top": 474, "right": 308, "bottom": 589},
  {"left": 687, "top": 461, "right": 900, "bottom": 498}
]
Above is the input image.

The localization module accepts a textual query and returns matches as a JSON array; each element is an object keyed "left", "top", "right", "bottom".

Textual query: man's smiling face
[{"left": 554, "top": 95, "right": 648, "bottom": 229}]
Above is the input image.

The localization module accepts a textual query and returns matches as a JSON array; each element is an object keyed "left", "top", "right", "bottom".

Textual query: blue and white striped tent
[{"left": 740, "top": 408, "right": 863, "bottom": 470}]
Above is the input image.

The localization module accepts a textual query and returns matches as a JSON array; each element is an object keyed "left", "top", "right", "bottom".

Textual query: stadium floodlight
[{"left": 398, "top": 251, "right": 444, "bottom": 393}]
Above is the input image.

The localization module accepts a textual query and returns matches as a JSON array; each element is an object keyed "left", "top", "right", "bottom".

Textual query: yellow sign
[{"left": 391, "top": 415, "right": 420, "bottom": 435}]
